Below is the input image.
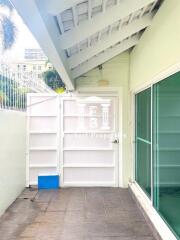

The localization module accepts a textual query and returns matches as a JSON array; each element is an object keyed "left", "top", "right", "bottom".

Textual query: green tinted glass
[
  {"left": 153, "top": 72, "right": 180, "bottom": 238},
  {"left": 135, "top": 88, "right": 151, "bottom": 197}
]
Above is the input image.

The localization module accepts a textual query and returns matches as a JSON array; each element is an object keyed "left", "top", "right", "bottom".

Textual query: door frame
[
  {"left": 59, "top": 89, "right": 122, "bottom": 187},
  {"left": 130, "top": 65, "right": 180, "bottom": 240},
  {"left": 132, "top": 85, "right": 154, "bottom": 204},
  {"left": 131, "top": 62, "right": 180, "bottom": 205}
]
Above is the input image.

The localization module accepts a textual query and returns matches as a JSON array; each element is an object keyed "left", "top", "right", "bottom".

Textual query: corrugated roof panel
[
  {"left": 77, "top": 1, "right": 88, "bottom": 15},
  {"left": 63, "top": 20, "right": 75, "bottom": 32},
  {"left": 78, "top": 13, "right": 88, "bottom": 23},
  {"left": 92, "top": 5, "right": 102, "bottom": 16},
  {"left": 61, "top": 9, "right": 73, "bottom": 21},
  {"left": 79, "top": 39, "right": 88, "bottom": 50},
  {"left": 91, "top": 0, "right": 103, "bottom": 8},
  {"left": 69, "top": 45, "right": 79, "bottom": 56}
]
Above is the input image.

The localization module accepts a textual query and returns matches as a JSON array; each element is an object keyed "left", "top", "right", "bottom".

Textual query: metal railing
[{"left": 0, "top": 67, "right": 54, "bottom": 111}]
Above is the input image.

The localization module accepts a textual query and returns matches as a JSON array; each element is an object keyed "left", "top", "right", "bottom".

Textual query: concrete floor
[{"left": 0, "top": 188, "right": 156, "bottom": 240}]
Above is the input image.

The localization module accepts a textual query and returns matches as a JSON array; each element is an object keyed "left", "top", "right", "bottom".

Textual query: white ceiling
[
  {"left": 44, "top": 0, "right": 161, "bottom": 78},
  {"left": 11, "top": 0, "right": 162, "bottom": 89}
]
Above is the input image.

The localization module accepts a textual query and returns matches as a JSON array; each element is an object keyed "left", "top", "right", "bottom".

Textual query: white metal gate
[
  {"left": 61, "top": 96, "right": 119, "bottom": 187},
  {"left": 27, "top": 94, "right": 59, "bottom": 186},
  {"left": 27, "top": 94, "right": 119, "bottom": 187}
]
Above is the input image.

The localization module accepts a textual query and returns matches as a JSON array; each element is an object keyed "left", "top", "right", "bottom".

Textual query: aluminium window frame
[
  {"left": 133, "top": 84, "right": 153, "bottom": 204},
  {"left": 131, "top": 64, "right": 180, "bottom": 240}
]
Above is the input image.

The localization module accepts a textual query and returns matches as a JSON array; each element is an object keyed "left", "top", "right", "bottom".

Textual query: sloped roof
[
  {"left": 45, "top": 0, "right": 162, "bottom": 77},
  {"left": 11, "top": 0, "right": 162, "bottom": 89}
]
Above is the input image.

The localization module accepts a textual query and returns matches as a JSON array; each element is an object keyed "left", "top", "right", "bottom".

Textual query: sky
[{"left": 0, "top": 6, "right": 41, "bottom": 63}]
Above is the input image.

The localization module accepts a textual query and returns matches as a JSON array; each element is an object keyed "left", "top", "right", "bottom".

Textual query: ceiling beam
[
  {"left": 72, "top": 6, "right": 78, "bottom": 27},
  {"left": 72, "top": 36, "right": 139, "bottom": 78},
  {"left": 68, "top": 14, "right": 152, "bottom": 69},
  {"left": 139, "top": 5, "right": 148, "bottom": 18},
  {"left": 102, "top": 0, "right": 107, "bottom": 13},
  {"left": 56, "top": 15, "right": 64, "bottom": 34},
  {"left": 11, "top": 0, "right": 75, "bottom": 90},
  {"left": 128, "top": 13, "right": 135, "bottom": 24},
  {"left": 149, "top": 0, "right": 158, "bottom": 12},
  {"left": 118, "top": 19, "right": 124, "bottom": 31},
  {"left": 88, "top": 0, "right": 92, "bottom": 20},
  {"left": 59, "top": 0, "right": 156, "bottom": 49}
]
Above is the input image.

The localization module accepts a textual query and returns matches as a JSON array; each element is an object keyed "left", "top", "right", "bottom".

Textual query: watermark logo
[{"left": 77, "top": 96, "right": 111, "bottom": 131}]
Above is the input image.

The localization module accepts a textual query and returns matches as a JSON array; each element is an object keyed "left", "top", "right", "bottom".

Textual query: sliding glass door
[
  {"left": 135, "top": 88, "right": 151, "bottom": 198},
  {"left": 153, "top": 73, "right": 180, "bottom": 238},
  {"left": 135, "top": 71, "right": 180, "bottom": 239}
]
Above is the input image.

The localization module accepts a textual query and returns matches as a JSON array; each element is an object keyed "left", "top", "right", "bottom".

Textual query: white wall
[{"left": 0, "top": 110, "right": 26, "bottom": 216}]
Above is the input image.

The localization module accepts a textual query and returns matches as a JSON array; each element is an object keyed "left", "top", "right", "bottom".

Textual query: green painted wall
[
  {"left": 76, "top": 52, "right": 131, "bottom": 187},
  {"left": 76, "top": 52, "right": 129, "bottom": 88},
  {"left": 130, "top": 0, "right": 180, "bottom": 90}
]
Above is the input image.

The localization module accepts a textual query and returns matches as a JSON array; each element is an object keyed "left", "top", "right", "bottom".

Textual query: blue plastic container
[{"left": 38, "top": 175, "right": 60, "bottom": 189}]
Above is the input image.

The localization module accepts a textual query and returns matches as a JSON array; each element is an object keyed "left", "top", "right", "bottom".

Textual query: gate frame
[{"left": 27, "top": 88, "right": 123, "bottom": 187}]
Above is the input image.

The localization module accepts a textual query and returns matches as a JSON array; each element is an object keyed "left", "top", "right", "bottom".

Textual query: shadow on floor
[{"left": 0, "top": 187, "right": 156, "bottom": 240}]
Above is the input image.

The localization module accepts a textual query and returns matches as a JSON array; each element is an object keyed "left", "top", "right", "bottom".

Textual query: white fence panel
[{"left": 27, "top": 93, "right": 59, "bottom": 186}]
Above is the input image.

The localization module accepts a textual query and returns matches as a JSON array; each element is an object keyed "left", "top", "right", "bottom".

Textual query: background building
[
  {"left": 0, "top": 48, "right": 53, "bottom": 80},
  {"left": 24, "top": 48, "right": 47, "bottom": 60}
]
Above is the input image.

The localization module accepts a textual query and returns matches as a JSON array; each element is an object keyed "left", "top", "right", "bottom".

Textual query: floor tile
[{"left": 0, "top": 188, "right": 156, "bottom": 240}]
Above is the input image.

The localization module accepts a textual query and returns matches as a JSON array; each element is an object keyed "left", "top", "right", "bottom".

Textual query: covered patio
[
  {"left": 0, "top": 188, "right": 155, "bottom": 240},
  {"left": 1, "top": 0, "right": 180, "bottom": 239}
]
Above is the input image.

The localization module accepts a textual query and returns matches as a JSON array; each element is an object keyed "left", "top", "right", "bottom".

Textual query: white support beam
[
  {"left": 139, "top": 6, "right": 147, "bottom": 18},
  {"left": 108, "top": 25, "right": 113, "bottom": 36},
  {"left": 66, "top": 49, "right": 71, "bottom": 57},
  {"left": 57, "top": 15, "right": 64, "bottom": 34},
  {"left": 72, "top": 36, "right": 139, "bottom": 78},
  {"left": 87, "top": 38, "right": 90, "bottom": 47},
  {"left": 11, "top": 0, "right": 75, "bottom": 90},
  {"left": 128, "top": 13, "right": 134, "bottom": 24},
  {"left": 118, "top": 19, "right": 124, "bottom": 30},
  {"left": 72, "top": 6, "right": 78, "bottom": 27},
  {"left": 97, "top": 31, "right": 101, "bottom": 42},
  {"left": 77, "top": 43, "right": 80, "bottom": 53},
  {"left": 88, "top": 0, "right": 92, "bottom": 20},
  {"left": 102, "top": 0, "right": 107, "bottom": 13},
  {"left": 59, "top": 0, "right": 156, "bottom": 49},
  {"left": 149, "top": 0, "right": 158, "bottom": 13},
  {"left": 68, "top": 14, "right": 152, "bottom": 68}
]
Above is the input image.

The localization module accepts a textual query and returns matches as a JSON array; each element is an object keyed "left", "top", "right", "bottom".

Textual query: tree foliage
[
  {"left": 0, "top": 0, "right": 13, "bottom": 10},
  {"left": 42, "top": 68, "right": 65, "bottom": 92},
  {"left": 0, "top": 0, "right": 17, "bottom": 50}
]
